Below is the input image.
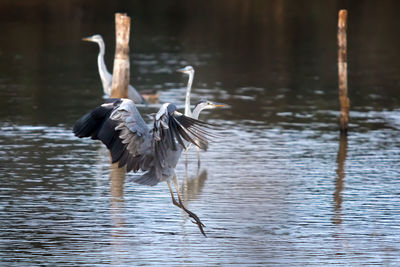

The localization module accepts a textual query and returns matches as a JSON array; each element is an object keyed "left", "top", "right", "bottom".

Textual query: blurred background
[{"left": 1, "top": 0, "right": 400, "bottom": 265}]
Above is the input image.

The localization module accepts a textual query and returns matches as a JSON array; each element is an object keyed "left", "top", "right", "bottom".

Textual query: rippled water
[{"left": 1, "top": 1, "right": 400, "bottom": 266}]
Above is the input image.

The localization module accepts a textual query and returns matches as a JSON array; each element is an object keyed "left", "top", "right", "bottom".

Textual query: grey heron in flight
[
  {"left": 73, "top": 98, "right": 224, "bottom": 236},
  {"left": 82, "top": 34, "right": 147, "bottom": 104},
  {"left": 177, "top": 66, "right": 224, "bottom": 165}
]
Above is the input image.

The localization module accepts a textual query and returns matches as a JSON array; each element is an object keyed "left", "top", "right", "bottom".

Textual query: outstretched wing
[
  {"left": 73, "top": 98, "right": 152, "bottom": 172},
  {"left": 153, "top": 103, "right": 213, "bottom": 154},
  {"left": 132, "top": 103, "right": 214, "bottom": 185},
  {"left": 109, "top": 99, "right": 153, "bottom": 172}
]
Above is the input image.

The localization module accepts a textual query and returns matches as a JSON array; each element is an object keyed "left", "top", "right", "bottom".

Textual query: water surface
[{"left": 1, "top": 1, "right": 400, "bottom": 265}]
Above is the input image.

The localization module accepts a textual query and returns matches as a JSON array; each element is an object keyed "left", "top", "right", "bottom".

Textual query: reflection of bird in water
[
  {"left": 139, "top": 89, "right": 159, "bottom": 104},
  {"left": 73, "top": 98, "right": 224, "bottom": 236},
  {"left": 183, "top": 169, "right": 208, "bottom": 203},
  {"left": 82, "top": 34, "right": 156, "bottom": 104},
  {"left": 180, "top": 169, "right": 208, "bottom": 231},
  {"left": 177, "top": 66, "right": 225, "bottom": 166}
]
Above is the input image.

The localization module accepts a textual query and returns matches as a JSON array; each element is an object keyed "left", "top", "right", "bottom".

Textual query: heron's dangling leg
[
  {"left": 169, "top": 175, "right": 206, "bottom": 237},
  {"left": 167, "top": 180, "right": 180, "bottom": 208}
]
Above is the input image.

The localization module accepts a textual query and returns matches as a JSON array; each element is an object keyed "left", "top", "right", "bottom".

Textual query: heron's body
[
  {"left": 73, "top": 98, "right": 224, "bottom": 235},
  {"left": 82, "top": 34, "right": 146, "bottom": 104}
]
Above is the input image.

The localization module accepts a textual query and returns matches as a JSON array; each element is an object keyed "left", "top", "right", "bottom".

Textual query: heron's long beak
[
  {"left": 176, "top": 68, "right": 185, "bottom": 73},
  {"left": 82, "top": 37, "right": 93, "bottom": 42},
  {"left": 212, "top": 102, "right": 226, "bottom": 108}
]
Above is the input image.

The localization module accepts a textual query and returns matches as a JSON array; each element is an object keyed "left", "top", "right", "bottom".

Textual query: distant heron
[
  {"left": 177, "top": 66, "right": 224, "bottom": 165},
  {"left": 73, "top": 98, "right": 224, "bottom": 236},
  {"left": 82, "top": 34, "right": 147, "bottom": 104}
]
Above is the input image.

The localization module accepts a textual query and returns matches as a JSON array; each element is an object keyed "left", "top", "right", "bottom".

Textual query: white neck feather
[
  {"left": 96, "top": 39, "right": 112, "bottom": 95},
  {"left": 184, "top": 71, "right": 194, "bottom": 117}
]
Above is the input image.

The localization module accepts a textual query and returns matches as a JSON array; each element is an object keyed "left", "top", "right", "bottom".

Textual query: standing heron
[
  {"left": 73, "top": 98, "right": 224, "bottom": 236},
  {"left": 177, "top": 66, "right": 224, "bottom": 165},
  {"left": 82, "top": 34, "right": 147, "bottom": 104}
]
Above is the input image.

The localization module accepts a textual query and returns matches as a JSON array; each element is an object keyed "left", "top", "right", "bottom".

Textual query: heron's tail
[{"left": 130, "top": 168, "right": 161, "bottom": 186}]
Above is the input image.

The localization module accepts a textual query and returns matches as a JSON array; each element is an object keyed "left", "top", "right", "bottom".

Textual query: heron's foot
[
  {"left": 182, "top": 206, "right": 205, "bottom": 227},
  {"left": 168, "top": 179, "right": 206, "bottom": 237},
  {"left": 181, "top": 205, "right": 206, "bottom": 237}
]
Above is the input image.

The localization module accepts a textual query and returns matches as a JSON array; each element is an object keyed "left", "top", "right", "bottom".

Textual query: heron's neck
[
  {"left": 96, "top": 40, "right": 112, "bottom": 95},
  {"left": 184, "top": 72, "right": 194, "bottom": 117},
  {"left": 191, "top": 105, "right": 204, "bottom": 120}
]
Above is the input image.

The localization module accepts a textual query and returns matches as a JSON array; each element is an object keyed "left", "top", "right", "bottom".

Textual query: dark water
[{"left": 1, "top": 1, "right": 400, "bottom": 265}]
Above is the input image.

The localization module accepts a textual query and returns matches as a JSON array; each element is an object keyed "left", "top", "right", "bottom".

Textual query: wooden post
[
  {"left": 111, "top": 13, "right": 131, "bottom": 98},
  {"left": 110, "top": 13, "right": 128, "bottom": 194},
  {"left": 338, "top": 10, "right": 350, "bottom": 134}
]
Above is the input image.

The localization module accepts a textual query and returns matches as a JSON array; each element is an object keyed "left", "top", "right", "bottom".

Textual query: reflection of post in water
[
  {"left": 333, "top": 134, "right": 348, "bottom": 225},
  {"left": 109, "top": 162, "right": 127, "bottom": 265},
  {"left": 110, "top": 162, "right": 126, "bottom": 202},
  {"left": 109, "top": 162, "right": 126, "bottom": 231}
]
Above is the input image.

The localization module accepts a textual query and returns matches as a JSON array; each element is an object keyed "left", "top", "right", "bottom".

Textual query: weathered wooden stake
[
  {"left": 111, "top": 13, "right": 131, "bottom": 98},
  {"left": 338, "top": 9, "right": 350, "bottom": 134},
  {"left": 110, "top": 13, "right": 129, "bottom": 185}
]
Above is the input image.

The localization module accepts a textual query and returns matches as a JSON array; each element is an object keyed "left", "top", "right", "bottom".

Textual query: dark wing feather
[
  {"left": 73, "top": 101, "right": 118, "bottom": 139},
  {"left": 73, "top": 98, "right": 152, "bottom": 171},
  {"left": 152, "top": 105, "right": 216, "bottom": 155},
  {"left": 171, "top": 112, "right": 216, "bottom": 150},
  {"left": 143, "top": 105, "right": 216, "bottom": 184}
]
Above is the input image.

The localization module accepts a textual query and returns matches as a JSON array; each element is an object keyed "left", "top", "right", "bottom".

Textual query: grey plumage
[
  {"left": 73, "top": 98, "right": 225, "bottom": 236},
  {"left": 73, "top": 98, "right": 214, "bottom": 186}
]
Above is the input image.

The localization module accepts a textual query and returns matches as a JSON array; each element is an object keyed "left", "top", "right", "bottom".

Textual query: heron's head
[
  {"left": 177, "top": 66, "right": 194, "bottom": 76},
  {"left": 82, "top": 34, "right": 103, "bottom": 44},
  {"left": 194, "top": 100, "right": 226, "bottom": 112}
]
